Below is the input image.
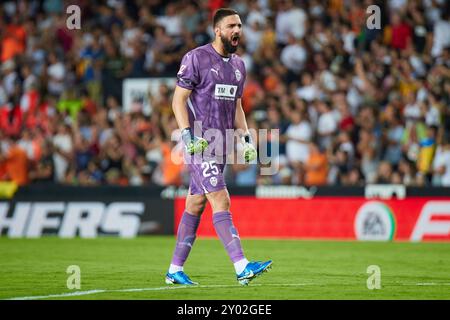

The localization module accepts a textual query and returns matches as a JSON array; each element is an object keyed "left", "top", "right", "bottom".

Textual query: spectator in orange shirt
[
  {"left": 348, "top": 1, "right": 365, "bottom": 34},
  {"left": 1, "top": 15, "right": 26, "bottom": 62},
  {"left": 241, "top": 73, "right": 264, "bottom": 114},
  {"left": 0, "top": 136, "right": 29, "bottom": 185},
  {"left": 161, "top": 141, "right": 184, "bottom": 186},
  {"left": 304, "top": 142, "right": 328, "bottom": 186}
]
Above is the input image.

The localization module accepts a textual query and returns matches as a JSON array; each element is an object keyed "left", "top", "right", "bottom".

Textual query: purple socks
[
  {"left": 213, "top": 211, "right": 245, "bottom": 263},
  {"left": 170, "top": 210, "right": 245, "bottom": 269},
  {"left": 170, "top": 211, "right": 200, "bottom": 267}
]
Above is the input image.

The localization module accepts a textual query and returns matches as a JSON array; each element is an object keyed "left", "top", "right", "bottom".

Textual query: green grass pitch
[{"left": 0, "top": 237, "right": 449, "bottom": 300}]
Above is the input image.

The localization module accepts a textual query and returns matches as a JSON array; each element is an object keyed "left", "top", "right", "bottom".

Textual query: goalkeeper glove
[
  {"left": 242, "top": 133, "right": 257, "bottom": 162},
  {"left": 181, "top": 127, "right": 208, "bottom": 155}
]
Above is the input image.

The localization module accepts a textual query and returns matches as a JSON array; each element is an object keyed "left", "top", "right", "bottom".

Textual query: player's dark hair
[{"left": 213, "top": 8, "right": 239, "bottom": 27}]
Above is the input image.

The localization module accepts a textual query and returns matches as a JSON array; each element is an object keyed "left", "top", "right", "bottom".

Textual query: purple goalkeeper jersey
[{"left": 176, "top": 43, "right": 247, "bottom": 158}]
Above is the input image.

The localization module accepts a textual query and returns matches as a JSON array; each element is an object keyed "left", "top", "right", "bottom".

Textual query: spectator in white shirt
[
  {"left": 246, "top": 1, "right": 267, "bottom": 28},
  {"left": 53, "top": 124, "right": 74, "bottom": 182},
  {"left": 244, "top": 21, "right": 264, "bottom": 54},
  {"left": 156, "top": 3, "right": 182, "bottom": 37},
  {"left": 340, "top": 22, "right": 356, "bottom": 54},
  {"left": 280, "top": 34, "right": 307, "bottom": 74},
  {"left": 47, "top": 52, "right": 65, "bottom": 96},
  {"left": 431, "top": 11, "right": 450, "bottom": 58},
  {"left": 1, "top": 59, "right": 18, "bottom": 97},
  {"left": 296, "top": 72, "right": 319, "bottom": 102},
  {"left": 403, "top": 91, "right": 422, "bottom": 125},
  {"left": 432, "top": 140, "right": 450, "bottom": 186},
  {"left": 275, "top": 0, "right": 307, "bottom": 45},
  {"left": 285, "top": 110, "right": 312, "bottom": 165},
  {"left": 316, "top": 101, "right": 337, "bottom": 150}
]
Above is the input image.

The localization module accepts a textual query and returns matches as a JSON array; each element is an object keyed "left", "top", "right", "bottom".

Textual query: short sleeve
[
  {"left": 176, "top": 51, "right": 200, "bottom": 90},
  {"left": 236, "top": 62, "right": 246, "bottom": 98}
]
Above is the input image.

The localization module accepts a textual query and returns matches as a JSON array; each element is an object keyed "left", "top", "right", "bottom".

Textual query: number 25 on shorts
[{"left": 201, "top": 161, "right": 219, "bottom": 177}]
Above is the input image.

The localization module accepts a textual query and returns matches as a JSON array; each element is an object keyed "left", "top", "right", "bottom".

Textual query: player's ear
[{"left": 214, "top": 22, "right": 221, "bottom": 35}]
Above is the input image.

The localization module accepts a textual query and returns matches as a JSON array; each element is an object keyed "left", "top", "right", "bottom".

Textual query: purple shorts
[{"left": 186, "top": 155, "right": 227, "bottom": 195}]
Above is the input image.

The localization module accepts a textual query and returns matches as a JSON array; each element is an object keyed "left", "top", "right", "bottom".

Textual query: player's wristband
[{"left": 181, "top": 127, "right": 194, "bottom": 145}]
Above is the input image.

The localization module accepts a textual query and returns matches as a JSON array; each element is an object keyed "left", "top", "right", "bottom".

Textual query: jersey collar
[{"left": 209, "top": 43, "right": 232, "bottom": 62}]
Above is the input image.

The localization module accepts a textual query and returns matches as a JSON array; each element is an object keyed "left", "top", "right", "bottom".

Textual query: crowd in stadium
[{"left": 0, "top": 0, "right": 449, "bottom": 188}]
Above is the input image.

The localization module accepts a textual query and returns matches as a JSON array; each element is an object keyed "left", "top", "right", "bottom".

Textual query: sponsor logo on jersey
[{"left": 214, "top": 84, "right": 237, "bottom": 101}]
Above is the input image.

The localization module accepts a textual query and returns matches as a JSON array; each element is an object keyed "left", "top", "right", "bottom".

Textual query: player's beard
[{"left": 220, "top": 33, "right": 239, "bottom": 55}]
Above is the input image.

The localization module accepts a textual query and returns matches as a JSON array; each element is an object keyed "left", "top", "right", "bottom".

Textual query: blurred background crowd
[{"left": 0, "top": 0, "right": 449, "bottom": 188}]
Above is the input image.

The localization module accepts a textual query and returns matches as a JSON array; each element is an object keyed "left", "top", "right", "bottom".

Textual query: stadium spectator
[
  {"left": 432, "top": 139, "right": 450, "bottom": 186},
  {"left": 280, "top": 34, "right": 307, "bottom": 81},
  {"left": 344, "top": 167, "right": 365, "bottom": 186},
  {"left": 398, "top": 157, "right": 417, "bottom": 186},
  {"left": 381, "top": 104, "right": 404, "bottom": 165},
  {"left": 0, "top": 135, "right": 29, "bottom": 185},
  {"left": 296, "top": 72, "right": 319, "bottom": 102},
  {"left": 285, "top": 110, "right": 312, "bottom": 165},
  {"left": 431, "top": 10, "right": 450, "bottom": 58},
  {"left": 275, "top": 0, "right": 307, "bottom": 45},
  {"left": 388, "top": 11, "right": 412, "bottom": 50},
  {"left": 0, "top": 0, "right": 448, "bottom": 188},
  {"left": 29, "top": 140, "right": 55, "bottom": 183},
  {"left": 316, "top": 100, "right": 337, "bottom": 151},
  {"left": 375, "top": 161, "right": 393, "bottom": 184},
  {"left": 304, "top": 142, "right": 328, "bottom": 186},
  {"left": 52, "top": 123, "right": 73, "bottom": 182}
]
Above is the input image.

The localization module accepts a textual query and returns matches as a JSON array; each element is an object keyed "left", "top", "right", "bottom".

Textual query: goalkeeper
[{"left": 165, "top": 8, "right": 272, "bottom": 286}]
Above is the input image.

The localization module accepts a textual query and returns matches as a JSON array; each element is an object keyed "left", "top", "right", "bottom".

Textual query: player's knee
[
  {"left": 213, "top": 193, "right": 231, "bottom": 212},
  {"left": 186, "top": 204, "right": 203, "bottom": 216},
  {"left": 223, "top": 196, "right": 231, "bottom": 211},
  {"left": 186, "top": 198, "right": 207, "bottom": 216}
]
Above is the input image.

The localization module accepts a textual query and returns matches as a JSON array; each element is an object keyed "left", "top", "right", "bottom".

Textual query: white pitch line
[
  {"left": 5, "top": 283, "right": 311, "bottom": 300},
  {"left": 7, "top": 282, "right": 450, "bottom": 300},
  {"left": 7, "top": 290, "right": 106, "bottom": 300},
  {"left": 415, "top": 283, "right": 450, "bottom": 286}
]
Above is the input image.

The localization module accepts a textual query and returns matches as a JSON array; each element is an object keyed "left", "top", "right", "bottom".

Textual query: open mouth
[{"left": 231, "top": 35, "right": 240, "bottom": 46}]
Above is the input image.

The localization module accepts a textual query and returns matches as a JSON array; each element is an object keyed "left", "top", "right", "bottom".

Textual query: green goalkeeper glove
[
  {"left": 181, "top": 127, "right": 208, "bottom": 155},
  {"left": 242, "top": 133, "right": 257, "bottom": 162}
]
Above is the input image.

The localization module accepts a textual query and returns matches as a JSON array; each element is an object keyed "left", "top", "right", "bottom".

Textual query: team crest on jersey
[
  {"left": 235, "top": 69, "right": 241, "bottom": 81},
  {"left": 210, "top": 177, "right": 218, "bottom": 187}
]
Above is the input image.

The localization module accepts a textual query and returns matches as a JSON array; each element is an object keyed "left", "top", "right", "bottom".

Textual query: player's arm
[
  {"left": 172, "top": 85, "right": 192, "bottom": 131},
  {"left": 235, "top": 98, "right": 257, "bottom": 162},
  {"left": 235, "top": 98, "right": 249, "bottom": 134},
  {"left": 172, "top": 85, "right": 208, "bottom": 154}
]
